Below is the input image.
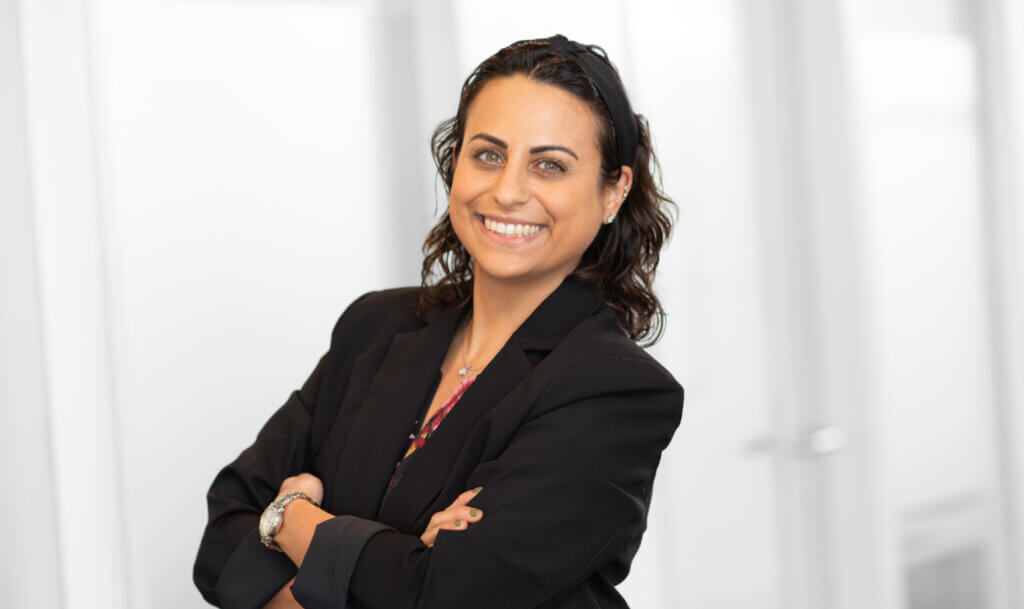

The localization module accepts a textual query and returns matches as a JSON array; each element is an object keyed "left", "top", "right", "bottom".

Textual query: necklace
[{"left": 457, "top": 314, "right": 473, "bottom": 378}]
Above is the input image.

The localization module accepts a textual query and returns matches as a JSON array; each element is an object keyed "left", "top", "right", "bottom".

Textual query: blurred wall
[
  {"left": 0, "top": 1, "right": 63, "bottom": 607},
  {"left": 3, "top": 1, "right": 1023, "bottom": 609}
]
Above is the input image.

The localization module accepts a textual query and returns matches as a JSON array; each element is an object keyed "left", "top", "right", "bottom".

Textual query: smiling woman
[
  {"left": 423, "top": 34, "right": 676, "bottom": 346},
  {"left": 193, "top": 33, "right": 684, "bottom": 609},
  {"left": 450, "top": 74, "right": 622, "bottom": 287}
]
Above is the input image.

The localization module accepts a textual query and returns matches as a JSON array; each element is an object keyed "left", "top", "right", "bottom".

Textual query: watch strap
[{"left": 259, "top": 490, "right": 321, "bottom": 551}]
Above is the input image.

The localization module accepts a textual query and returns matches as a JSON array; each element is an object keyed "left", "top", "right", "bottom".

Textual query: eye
[
  {"left": 474, "top": 149, "right": 502, "bottom": 164},
  {"left": 538, "top": 159, "right": 566, "bottom": 173},
  {"left": 471, "top": 149, "right": 566, "bottom": 174}
]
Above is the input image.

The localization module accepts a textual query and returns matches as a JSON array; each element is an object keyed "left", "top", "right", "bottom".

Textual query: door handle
[
  {"left": 803, "top": 424, "right": 846, "bottom": 456},
  {"left": 743, "top": 424, "right": 847, "bottom": 458}
]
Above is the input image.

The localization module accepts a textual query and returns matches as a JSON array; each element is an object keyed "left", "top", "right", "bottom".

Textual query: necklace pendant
[{"left": 458, "top": 364, "right": 472, "bottom": 377}]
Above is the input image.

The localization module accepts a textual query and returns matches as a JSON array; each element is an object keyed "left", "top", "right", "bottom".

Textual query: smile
[{"left": 477, "top": 214, "right": 545, "bottom": 242}]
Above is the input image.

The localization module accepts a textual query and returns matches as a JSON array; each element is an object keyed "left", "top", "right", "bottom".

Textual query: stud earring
[{"left": 605, "top": 214, "right": 616, "bottom": 223}]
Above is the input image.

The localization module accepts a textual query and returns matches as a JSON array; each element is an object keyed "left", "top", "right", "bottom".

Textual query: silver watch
[{"left": 258, "top": 490, "right": 320, "bottom": 551}]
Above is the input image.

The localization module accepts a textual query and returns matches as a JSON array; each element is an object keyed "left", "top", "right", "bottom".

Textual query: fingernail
[
  {"left": 469, "top": 508, "right": 480, "bottom": 517},
  {"left": 454, "top": 519, "right": 463, "bottom": 527},
  {"left": 472, "top": 486, "right": 483, "bottom": 494}
]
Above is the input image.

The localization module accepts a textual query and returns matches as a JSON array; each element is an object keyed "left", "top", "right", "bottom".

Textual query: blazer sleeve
[
  {"left": 288, "top": 355, "right": 685, "bottom": 609},
  {"left": 192, "top": 290, "right": 375, "bottom": 609}
]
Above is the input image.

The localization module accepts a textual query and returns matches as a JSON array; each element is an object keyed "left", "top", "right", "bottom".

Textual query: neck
[{"left": 461, "top": 263, "right": 574, "bottom": 367}]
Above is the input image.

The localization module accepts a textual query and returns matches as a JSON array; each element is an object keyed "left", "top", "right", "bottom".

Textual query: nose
[{"left": 491, "top": 156, "right": 531, "bottom": 209}]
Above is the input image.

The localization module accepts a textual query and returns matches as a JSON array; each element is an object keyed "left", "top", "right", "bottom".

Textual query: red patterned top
[{"left": 387, "top": 373, "right": 478, "bottom": 489}]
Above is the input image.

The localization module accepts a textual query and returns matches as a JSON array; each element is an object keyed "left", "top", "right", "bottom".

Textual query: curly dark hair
[{"left": 418, "top": 35, "right": 677, "bottom": 347}]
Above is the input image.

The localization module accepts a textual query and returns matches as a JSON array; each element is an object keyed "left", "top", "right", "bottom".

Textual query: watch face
[{"left": 259, "top": 505, "right": 281, "bottom": 538}]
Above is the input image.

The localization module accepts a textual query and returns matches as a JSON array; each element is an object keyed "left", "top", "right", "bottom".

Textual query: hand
[
  {"left": 277, "top": 473, "right": 324, "bottom": 506},
  {"left": 420, "top": 486, "right": 484, "bottom": 548}
]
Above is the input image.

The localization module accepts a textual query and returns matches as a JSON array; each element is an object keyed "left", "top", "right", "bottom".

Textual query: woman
[{"left": 193, "top": 33, "right": 684, "bottom": 609}]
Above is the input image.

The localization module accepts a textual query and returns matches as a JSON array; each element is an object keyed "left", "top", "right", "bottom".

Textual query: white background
[{"left": 3, "top": 1, "right": 1024, "bottom": 608}]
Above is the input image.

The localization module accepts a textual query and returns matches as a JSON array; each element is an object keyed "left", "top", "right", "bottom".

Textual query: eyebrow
[{"left": 469, "top": 133, "right": 579, "bottom": 160}]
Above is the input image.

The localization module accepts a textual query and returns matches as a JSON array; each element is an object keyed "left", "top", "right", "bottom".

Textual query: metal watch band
[{"left": 259, "top": 490, "right": 321, "bottom": 552}]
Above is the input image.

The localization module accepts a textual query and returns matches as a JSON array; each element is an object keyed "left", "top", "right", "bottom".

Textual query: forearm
[
  {"left": 275, "top": 497, "right": 335, "bottom": 569},
  {"left": 242, "top": 499, "right": 328, "bottom": 609}
]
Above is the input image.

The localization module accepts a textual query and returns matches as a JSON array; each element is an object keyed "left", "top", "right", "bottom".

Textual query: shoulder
[
  {"left": 328, "top": 285, "right": 422, "bottom": 345},
  {"left": 532, "top": 305, "right": 685, "bottom": 422},
  {"left": 546, "top": 304, "right": 682, "bottom": 389}
]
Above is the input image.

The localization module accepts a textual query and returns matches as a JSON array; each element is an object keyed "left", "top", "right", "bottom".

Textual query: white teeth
[{"left": 483, "top": 216, "right": 541, "bottom": 238}]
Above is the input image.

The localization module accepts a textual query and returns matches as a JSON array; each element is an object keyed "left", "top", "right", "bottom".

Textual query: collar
[{"left": 421, "top": 273, "right": 605, "bottom": 354}]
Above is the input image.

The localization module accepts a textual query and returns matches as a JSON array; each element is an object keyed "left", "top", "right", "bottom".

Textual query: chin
[{"left": 471, "top": 257, "right": 538, "bottom": 282}]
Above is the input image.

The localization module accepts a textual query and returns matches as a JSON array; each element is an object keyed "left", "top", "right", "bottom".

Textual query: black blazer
[{"left": 193, "top": 275, "right": 685, "bottom": 609}]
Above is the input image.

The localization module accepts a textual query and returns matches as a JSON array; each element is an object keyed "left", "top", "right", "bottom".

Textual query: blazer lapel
[
  {"left": 375, "top": 332, "right": 533, "bottom": 528},
  {"left": 337, "top": 275, "right": 604, "bottom": 528},
  {"left": 328, "top": 300, "right": 467, "bottom": 520}
]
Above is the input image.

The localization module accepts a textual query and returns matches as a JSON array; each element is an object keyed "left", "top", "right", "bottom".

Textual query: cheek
[
  {"left": 447, "top": 196, "right": 476, "bottom": 246},
  {"left": 546, "top": 195, "right": 601, "bottom": 234},
  {"left": 447, "top": 172, "right": 468, "bottom": 214},
  {"left": 448, "top": 189, "right": 474, "bottom": 231},
  {"left": 549, "top": 204, "right": 605, "bottom": 253},
  {"left": 561, "top": 220, "right": 600, "bottom": 250},
  {"left": 448, "top": 168, "right": 480, "bottom": 213}
]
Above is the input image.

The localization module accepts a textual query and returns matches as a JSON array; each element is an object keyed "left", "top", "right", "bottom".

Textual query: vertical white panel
[
  {"left": 0, "top": 0, "right": 64, "bottom": 608},
  {"left": 17, "top": 0, "right": 130, "bottom": 606},
  {"left": 742, "top": 1, "right": 887, "bottom": 608},
  {"left": 975, "top": 1, "right": 1024, "bottom": 607},
  {"left": 87, "top": 1, "right": 388, "bottom": 606},
  {"left": 849, "top": 0, "right": 1014, "bottom": 607}
]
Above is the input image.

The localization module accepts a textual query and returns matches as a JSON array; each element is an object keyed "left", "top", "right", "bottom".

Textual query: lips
[
  {"left": 476, "top": 213, "right": 545, "bottom": 241},
  {"left": 478, "top": 213, "right": 544, "bottom": 227}
]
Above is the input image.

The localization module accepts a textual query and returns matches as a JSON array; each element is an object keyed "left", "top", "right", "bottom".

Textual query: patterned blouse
[{"left": 386, "top": 372, "right": 478, "bottom": 490}]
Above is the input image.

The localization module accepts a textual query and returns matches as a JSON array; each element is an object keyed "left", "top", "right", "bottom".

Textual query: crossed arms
[{"left": 193, "top": 297, "right": 684, "bottom": 609}]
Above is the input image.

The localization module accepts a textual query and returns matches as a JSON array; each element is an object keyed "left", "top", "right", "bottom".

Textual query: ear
[{"left": 602, "top": 166, "right": 634, "bottom": 220}]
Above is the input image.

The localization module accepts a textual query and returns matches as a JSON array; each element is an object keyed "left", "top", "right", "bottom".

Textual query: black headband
[{"left": 511, "top": 34, "right": 639, "bottom": 169}]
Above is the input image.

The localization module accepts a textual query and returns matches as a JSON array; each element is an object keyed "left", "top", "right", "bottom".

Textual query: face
[{"left": 448, "top": 74, "right": 631, "bottom": 286}]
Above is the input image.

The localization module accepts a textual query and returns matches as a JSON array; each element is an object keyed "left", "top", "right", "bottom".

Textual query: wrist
[
  {"left": 273, "top": 498, "right": 334, "bottom": 568},
  {"left": 258, "top": 491, "right": 320, "bottom": 551}
]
